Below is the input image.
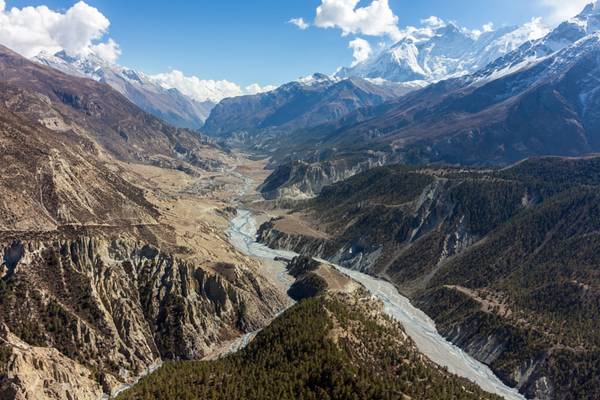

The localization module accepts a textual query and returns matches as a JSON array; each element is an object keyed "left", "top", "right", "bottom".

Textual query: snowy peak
[
  {"left": 579, "top": 1, "right": 600, "bottom": 17},
  {"left": 297, "top": 72, "right": 338, "bottom": 86},
  {"left": 337, "top": 17, "right": 548, "bottom": 84},
  {"left": 475, "top": 2, "right": 600, "bottom": 82},
  {"left": 34, "top": 51, "right": 215, "bottom": 129}
]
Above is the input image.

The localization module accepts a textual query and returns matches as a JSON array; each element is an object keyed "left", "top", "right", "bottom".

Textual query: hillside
[
  {"left": 256, "top": 156, "right": 600, "bottom": 399},
  {"left": 0, "top": 44, "right": 220, "bottom": 167},
  {"left": 117, "top": 292, "right": 502, "bottom": 400}
]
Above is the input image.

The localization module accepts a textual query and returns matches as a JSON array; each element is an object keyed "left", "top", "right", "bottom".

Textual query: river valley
[{"left": 227, "top": 205, "right": 525, "bottom": 400}]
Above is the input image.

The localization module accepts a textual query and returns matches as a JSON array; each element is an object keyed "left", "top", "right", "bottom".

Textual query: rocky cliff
[
  {"left": 0, "top": 42, "right": 287, "bottom": 400},
  {"left": 0, "top": 231, "right": 286, "bottom": 399},
  {"left": 259, "top": 155, "right": 388, "bottom": 200},
  {"left": 257, "top": 218, "right": 333, "bottom": 258}
]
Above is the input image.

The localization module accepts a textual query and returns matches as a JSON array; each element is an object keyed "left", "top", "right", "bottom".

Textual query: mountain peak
[
  {"left": 33, "top": 49, "right": 215, "bottom": 129},
  {"left": 336, "top": 19, "right": 539, "bottom": 84},
  {"left": 579, "top": 1, "right": 600, "bottom": 17}
]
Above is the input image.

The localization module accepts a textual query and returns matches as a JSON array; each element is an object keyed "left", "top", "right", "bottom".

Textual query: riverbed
[{"left": 228, "top": 208, "right": 525, "bottom": 400}]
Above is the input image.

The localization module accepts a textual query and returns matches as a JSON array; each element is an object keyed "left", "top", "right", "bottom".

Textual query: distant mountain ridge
[
  {"left": 34, "top": 51, "right": 215, "bottom": 130},
  {"left": 203, "top": 73, "right": 424, "bottom": 151}
]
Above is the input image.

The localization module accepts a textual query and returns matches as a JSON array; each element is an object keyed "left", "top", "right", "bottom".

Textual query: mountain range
[
  {"left": 34, "top": 51, "right": 216, "bottom": 130},
  {"left": 203, "top": 73, "right": 424, "bottom": 151},
  {"left": 336, "top": 18, "right": 548, "bottom": 83},
  {"left": 238, "top": 2, "right": 600, "bottom": 200},
  {"left": 325, "top": 3, "right": 600, "bottom": 165}
]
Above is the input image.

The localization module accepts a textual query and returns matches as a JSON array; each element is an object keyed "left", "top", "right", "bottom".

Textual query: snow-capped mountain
[
  {"left": 475, "top": 1, "right": 600, "bottom": 81},
  {"left": 34, "top": 51, "right": 215, "bottom": 130},
  {"left": 336, "top": 18, "right": 548, "bottom": 83},
  {"left": 310, "top": 2, "right": 600, "bottom": 166}
]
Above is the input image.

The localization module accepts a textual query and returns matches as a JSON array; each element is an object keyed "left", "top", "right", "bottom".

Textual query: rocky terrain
[
  {"left": 0, "top": 44, "right": 287, "bottom": 399},
  {"left": 256, "top": 156, "right": 600, "bottom": 399},
  {"left": 258, "top": 156, "right": 390, "bottom": 200},
  {"left": 5, "top": 2, "right": 600, "bottom": 399}
]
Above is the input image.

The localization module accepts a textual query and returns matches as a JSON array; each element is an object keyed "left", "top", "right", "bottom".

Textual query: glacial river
[{"left": 227, "top": 209, "right": 525, "bottom": 400}]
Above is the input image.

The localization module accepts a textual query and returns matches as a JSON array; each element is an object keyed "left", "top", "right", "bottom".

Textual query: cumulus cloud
[
  {"left": 314, "top": 0, "right": 402, "bottom": 40},
  {"left": 348, "top": 38, "right": 371, "bottom": 66},
  {"left": 537, "top": 0, "right": 590, "bottom": 24},
  {"left": 288, "top": 17, "right": 309, "bottom": 30},
  {"left": 150, "top": 70, "right": 275, "bottom": 103},
  {"left": 0, "top": 1, "right": 119, "bottom": 62}
]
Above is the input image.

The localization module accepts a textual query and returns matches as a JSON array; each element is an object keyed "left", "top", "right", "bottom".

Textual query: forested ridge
[{"left": 118, "top": 294, "right": 501, "bottom": 400}]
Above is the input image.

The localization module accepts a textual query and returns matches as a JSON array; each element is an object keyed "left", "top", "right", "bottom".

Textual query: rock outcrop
[
  {"left": 259, "top": 157, "right": 387, "bottom": 200},
  {"left": 0, "top": 325, "right": 105, "bottom": 400},
  {"left": 257, "top": 218, "right": 333, "bottom": 258}
]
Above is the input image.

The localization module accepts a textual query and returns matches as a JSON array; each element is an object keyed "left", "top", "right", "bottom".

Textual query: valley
[{"left": 3, "top": 2, "right": 600, "bottom": 399}]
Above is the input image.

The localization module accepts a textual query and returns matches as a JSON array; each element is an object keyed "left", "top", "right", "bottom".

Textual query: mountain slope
[
  {"left": 117, "top": 292, "right": 502, "bottom": 400},
  {"left": 0, "top": 44, "right": 223, "bottom": 169},
  {"left": 257, "top": 156, "right": 600, "bottom": 399},
  {"left": 35, "top": 51, "right": 215, "bottom": 130},
  {"left": 312, "top": 8, "right": 600, "bottom": 166}
]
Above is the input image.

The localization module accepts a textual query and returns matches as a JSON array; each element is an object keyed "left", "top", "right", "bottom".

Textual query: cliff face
[
  {"left": 257, "top": 220, "right": 333, "bottom": 259},
  {"left": 259, "top": 156, "right": 387, "bottom": 200},
  {"left": 0, "top": 43, "right": 288, "bottom": 400},
  {"left": 0, "top": 231, "right": 286, "bottom": 399}
]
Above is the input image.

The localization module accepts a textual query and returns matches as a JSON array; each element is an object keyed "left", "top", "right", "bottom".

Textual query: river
[{"left": 227, "top": 208, "right": 525, "bottom": 400}]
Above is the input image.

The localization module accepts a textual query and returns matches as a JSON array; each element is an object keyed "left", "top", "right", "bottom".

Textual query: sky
[{"left": 0, "top": 0, "right": 592, "bottom": 99}]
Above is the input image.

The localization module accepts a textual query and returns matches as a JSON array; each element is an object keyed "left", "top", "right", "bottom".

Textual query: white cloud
[
  {"left": 314, "top": 0, "right": 402, "bottom": 40},
  {"left": 245, "top": 83, "right": 277, "bottom": 95},
  {"left": 537, "top": 0, "right": 590, "bottom": 24},
  {"left": 348, "top": 38, "right": 371, "bottom": 66},
  {"left": 0, "top": 1, "right": 119, "bottom": 62},
  {"left": 421, "top": 16, "right": 445, "bottom": 29},
  {"left": 150, "top": 70, "right": 275, "bottom": 103},
  {"left": 288, "top": 17, "right": 309, "bottom": 30},
  {"left": 90, "top": 38, "right": 121, "bottom": 63}
]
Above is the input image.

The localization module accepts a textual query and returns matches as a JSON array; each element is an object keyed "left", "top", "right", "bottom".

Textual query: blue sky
[{"left": 1, "top": 0, "right": 590, "bottom": 87}]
